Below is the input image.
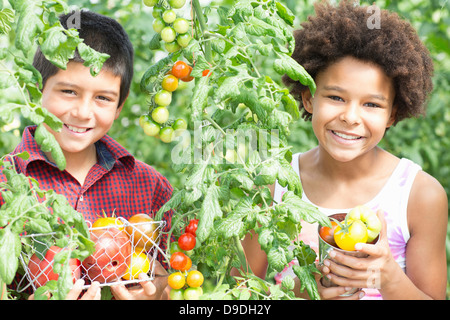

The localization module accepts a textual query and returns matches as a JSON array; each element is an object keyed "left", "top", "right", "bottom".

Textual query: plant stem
[
  {"left": 191, "top": 0, "right": 212, "bottom": 63},
  {"left": 233, "top": 236, "right": 253, "bottom": 275}
]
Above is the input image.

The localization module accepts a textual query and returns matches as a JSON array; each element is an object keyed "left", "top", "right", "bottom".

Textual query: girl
[{"left": 245, "top": 1, "right": 448, "bottom": 300}]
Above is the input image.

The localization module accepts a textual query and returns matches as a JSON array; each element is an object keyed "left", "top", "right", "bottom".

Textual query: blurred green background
[{"left": 0, "top": 0, "right": 448, "bottom": 297}]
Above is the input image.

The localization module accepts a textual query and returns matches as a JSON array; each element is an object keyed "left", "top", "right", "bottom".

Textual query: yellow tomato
[
  {"left": 92, "top": 217, "right": 125, "bottom": 231},
  {"left": 122, "top": 251, "right": 151, "bottom": 280}
]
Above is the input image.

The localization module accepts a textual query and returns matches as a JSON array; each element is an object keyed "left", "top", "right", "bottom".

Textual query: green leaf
[
  {"left": 77, "top": 42, "right": 110, "bottom": 77},
  {"left": 293, "top": 241, "right": 317, "bottom": 267},
  {"left": 39, "top": 25, "right": 81, "bottom": 69},
  {"left": 267, "top": 246, "right": 288, "bottom": 272},
  {"left": 0, "top": 8, "right": 14, "bottom": 35},
  {"left": 11, "top": 0, "right": 44, "bottom": 57},
  {"left": 0, "top": 229, "right": 21, "bottom": 284},
  {"left": 34, "top": 124, "right": 66, "bottom": 171},
  {"left": 140, "top": 54, "right": 173, "bottom": 93},
  {"left": 189, "top": 76, "right": 211, "bottom": 121},
  {"left": 273, "top": 53, "right": 316, "bottom": 96},
  {"left": 292, "top": 264, "right": 321, "bottom": 300},
  {"left": 275, "top": 1, "right": 295, "bottom": 26},
  {"left": 281, "top": 191, "right": 331, "bottom": 227},
  {"left": 196, "top": 184, "right": 223, "bottom": 244},
  {"left": 276, "top": 157, "right": 302, "bottom": 194}
]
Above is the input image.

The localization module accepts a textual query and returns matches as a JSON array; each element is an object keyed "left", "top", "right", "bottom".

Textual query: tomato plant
[{"left": 145, "top": 0, "right": 331, "bottom": 300}]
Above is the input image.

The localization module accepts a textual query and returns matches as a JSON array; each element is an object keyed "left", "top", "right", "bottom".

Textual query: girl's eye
[{"left": 365, "top": 102, "right": 380, "bottom": 108}]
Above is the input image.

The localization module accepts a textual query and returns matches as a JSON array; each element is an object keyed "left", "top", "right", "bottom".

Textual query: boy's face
[
  {"left": 41, "top": 61, "right": 123, "bottom": 159},
  {"left": 301, "top": 56, "right": 396, "bottom": 163}
]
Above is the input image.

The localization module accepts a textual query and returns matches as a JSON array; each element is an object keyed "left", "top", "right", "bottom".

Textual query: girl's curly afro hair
[{"left": 282, "top": 0, "right": 434, "bottom": 125}]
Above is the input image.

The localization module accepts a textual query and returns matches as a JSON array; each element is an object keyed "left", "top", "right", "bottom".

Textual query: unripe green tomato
[
  {"left": 173, "top": 18, "right": 189, "bottom": 34},
  {"left": 168, "top": 0, "right": 186, "bottom": 9},
  {"left": 160, "top": 26, "right": 176, "bottom": 43},
  {"left": 143, "top": 0, "right": 158, "bottom": 7},
  {"left": 154, "top": 89, "right": 172, "bottom": 107},
  {"left": 159, "top": 126, "right": 174, "bottom": 143},
  {"left": 165, "top": 41, "right": 181, "bottom": 53},
  {"left": 169, "top": 288, "right": 185, "bottom": 300},
  {"left": 152, "top": 6, "right": 164, "bottom": 18},
  {"left": 152, "top": 18, "right": 165, "bottom": 33},
  {"left": 183, "top": 287, "right": 203, "bottom": 300},
  {"left": 142, "top": 119, "right": 160, "bottom": 136},
  {"left": 152, "top": 106, "right": 169, "bottom": 124},
  {"left": 162, "top": 9, "right": 177, "bottom": 24},
  {"left": 176, "top": 33, "right": 192, "bottom": 48}
]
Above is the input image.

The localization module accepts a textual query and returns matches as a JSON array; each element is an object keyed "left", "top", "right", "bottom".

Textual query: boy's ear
[{"left": 301, "top": 89, "right": 314, "bottom": 114}]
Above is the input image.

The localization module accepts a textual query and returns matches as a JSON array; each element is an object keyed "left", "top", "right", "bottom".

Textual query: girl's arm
[{"left": 323, "top": 171, "right": 448, "bottom": 299}]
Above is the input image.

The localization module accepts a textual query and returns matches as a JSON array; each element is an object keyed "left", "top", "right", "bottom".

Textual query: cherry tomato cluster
[
  {"left": 139, "top": 61, "right": 193, "bottom": 143},
  {"left": 144, "top": 0, "right": 192, "bottom": 53},
  {"left": 168, "top": 219, "right": 204, "bottom": 300}
]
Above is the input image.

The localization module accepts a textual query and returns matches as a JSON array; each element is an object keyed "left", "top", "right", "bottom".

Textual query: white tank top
[{"left": 273, "top": 152, "right": 422, "bottom": 299}]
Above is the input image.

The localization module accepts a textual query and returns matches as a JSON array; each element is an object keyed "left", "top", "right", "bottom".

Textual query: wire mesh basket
[{"left": 17, "top": 216, "right": 166, "bottom": 292}]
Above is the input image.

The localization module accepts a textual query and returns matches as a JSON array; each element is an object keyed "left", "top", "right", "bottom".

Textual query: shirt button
[{"left": 79, "top": 194, "right": 84, "bottom": 201}]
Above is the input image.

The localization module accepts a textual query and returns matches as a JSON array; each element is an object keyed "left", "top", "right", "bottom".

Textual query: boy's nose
[{"left": 72, "top": 99, "right": 93, "bottom": 119}]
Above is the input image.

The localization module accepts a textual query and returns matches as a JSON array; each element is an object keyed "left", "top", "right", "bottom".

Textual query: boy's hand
[
  {"left": 28, "top": 279, "right": 101, "bottom": 300},
  {"left": 320, "top": 210, "right": 395, "bottom": 292},
  {"left": 110, "top": 261, "right": 169, "bottom": 300}
]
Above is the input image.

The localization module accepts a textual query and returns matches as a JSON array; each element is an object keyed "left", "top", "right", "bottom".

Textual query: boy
[{"left": 1, "top": 10, "right": 173, "bottom": 300}]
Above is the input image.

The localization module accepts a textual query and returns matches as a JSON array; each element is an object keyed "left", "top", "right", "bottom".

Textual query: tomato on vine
[
  {"left": 168, "top": 271, "right": 185, "bottom": 289},
  {"left": 170, "top": 251, "right": 189, "bottom": 270},
  {"left": 171, "top": 61, "right": 190, "bottom": 79},
  {"left": 159, "top": 126, "right": 174, "bottom": 143},
  {"left": 178, "top": 232, "right": 196, "bottom": 251},
  {"left": 186, "top": 270, "right": 204, "bottom": 288},
  {"left": 161, "top": 74, "right": 179, "bottom": 92},
  {"left": 151, "top": 106, "right": 169, "bottom": 124},
  {"left": 185, "top": 219, "right": 199, "bottom": 236}
]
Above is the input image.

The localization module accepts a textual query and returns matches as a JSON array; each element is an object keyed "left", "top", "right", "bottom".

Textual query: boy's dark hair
[
  {"left": 283, "top": 0, "right": 433, "bottom": 125},
  {"left": 33, "top": 10, "right": 134, "bottom": 108}
]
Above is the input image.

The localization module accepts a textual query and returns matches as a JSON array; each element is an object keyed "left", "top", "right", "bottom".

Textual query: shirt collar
[{"left": 15, "top": 126, "right": 135, "bottom": 174}]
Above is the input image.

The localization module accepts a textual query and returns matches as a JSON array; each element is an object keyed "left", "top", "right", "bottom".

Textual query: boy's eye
[
  {"left": 328, "top": 95, "right": 344, "bottom": 102},
  {"left": 97, "top": 96, "right": 111, "bottom": 102},
  {"left": 62, "top": 89, "right": 76, "bottom": 95}
]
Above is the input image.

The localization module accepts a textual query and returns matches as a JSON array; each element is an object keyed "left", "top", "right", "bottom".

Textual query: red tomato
[
  {"left": 202, "top": 69, "right": 211, "bottom": 77},
  {"left": 185, "top": 219, "right": 198, "bottom": 236},
  {"left": 170, "top": 251, "right": 188, "bottom": 270},
  {"left": 319, "top": 221, "right": 338, "bottom": 247},
  {"left": 171, "top": 61, "right": 190, "bottom": 79},
  {"left": 178, "top": 232, "right": 196, "bottom": 251},
  {"left": 180, "top": 65, "right": 194, "bottom": 82},
  {"left": 27, "top": 246, "right": 81, "bottom": 288},
  {"left": 82, "top": 228, "right": 131, "bottom": 283}
]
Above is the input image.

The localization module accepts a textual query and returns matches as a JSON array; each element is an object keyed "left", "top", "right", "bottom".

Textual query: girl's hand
[
  {"left": 315, "top": 267, "right": 365, "bottom": 300},
  {"left": 320, "top": 210, "right": 397, "bottom": 291}
]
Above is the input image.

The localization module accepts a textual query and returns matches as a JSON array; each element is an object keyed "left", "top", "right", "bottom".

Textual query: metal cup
[{"left": 318, "top": 213, "right": 378, "bottom": 297}]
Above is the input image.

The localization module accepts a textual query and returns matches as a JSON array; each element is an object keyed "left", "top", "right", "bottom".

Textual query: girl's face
[{"left": 302, "top": 56, "right": 396, "bottom": 163}]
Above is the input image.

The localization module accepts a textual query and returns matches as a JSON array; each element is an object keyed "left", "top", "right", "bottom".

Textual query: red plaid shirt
[{"left": 1, "top": 126, "right": 174, "bottom": 268}]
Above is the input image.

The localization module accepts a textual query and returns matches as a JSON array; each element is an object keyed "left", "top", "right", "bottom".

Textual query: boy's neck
[{"left": 45, "top": 145, "right": 98, "bottom": 186}]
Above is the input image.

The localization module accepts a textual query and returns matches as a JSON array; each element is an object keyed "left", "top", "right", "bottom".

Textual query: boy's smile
[
  {"left": 302, "top": 56, "right": 396, "bottom": 163},
  {"left": 41, "top": 61, "right": 123, "bottom": 162}
]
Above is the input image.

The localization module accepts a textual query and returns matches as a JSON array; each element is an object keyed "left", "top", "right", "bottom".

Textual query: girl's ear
[
  {"left": 386, "top": 105, "right": 397, "bottom": 128},
  {"left": 301, "top": 89, "right": 314, "bottom": 114}
]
